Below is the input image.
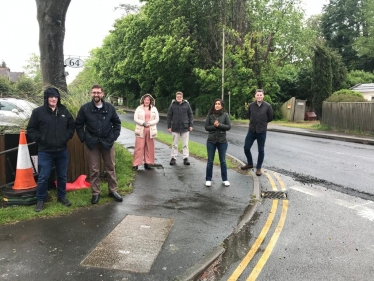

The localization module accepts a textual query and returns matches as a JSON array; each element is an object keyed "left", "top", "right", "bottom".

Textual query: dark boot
[
  {"left": 35, "top": 201, "right": 44, "bottom": 212},
  {"left": 91, "top": 194, "right": 100, "bottom": 204}
]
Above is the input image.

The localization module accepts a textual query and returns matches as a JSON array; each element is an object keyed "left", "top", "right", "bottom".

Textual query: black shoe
[
  {"left": 91, "top": 194, "right": 100, "bottom": 204},
  {"left": 241, "top": 164, "right": 254, "bottom": 170},
  {"left": 57, "top": 197, "right": 71, "bottom": 207},
  {"left": 35, "top": 200, "right": 44, "bottom": 212},
  {"left": 109, "top": 191, "right": 123, "bottom": 202},
  {"left": 144, "top": 163, "right": 153, "bottom": 170},
  {"left": 183, "top": 158, "right": 190, "bottom": 165},
  {"left": 170, "top": 158, "right": 176, "bottom": 165},
  {"left": 132, "top": 166, "right": 138, "bottom": 171}
]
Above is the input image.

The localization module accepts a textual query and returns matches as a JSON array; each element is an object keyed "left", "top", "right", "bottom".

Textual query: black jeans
[{"left": 244, "top": 131, "right": 267, "bottom": 169}]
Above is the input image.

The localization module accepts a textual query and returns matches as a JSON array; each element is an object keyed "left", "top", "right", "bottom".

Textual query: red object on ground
[{"left": 55, "top": 175, "right": 91, "bottom": 191}]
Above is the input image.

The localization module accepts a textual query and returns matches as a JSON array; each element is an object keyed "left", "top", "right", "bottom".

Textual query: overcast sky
[{"left": 0, "top": 0, "right": 328, "bottom": 84}]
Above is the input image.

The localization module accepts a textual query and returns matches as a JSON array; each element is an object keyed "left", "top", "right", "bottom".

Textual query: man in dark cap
[
  {"left": 27, "top": 87, "right": 75, "bottom": 212},
  {"left": 75, "top": 84, "right": 122, "bottom": 204}
]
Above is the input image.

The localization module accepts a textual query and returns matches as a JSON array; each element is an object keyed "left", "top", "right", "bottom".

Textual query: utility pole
[
  {"left": 221, "top": 26, "right": 225, "bottom": 100},
  {"left": 228, "top": 91, "right": 231, "bottom": 116}
]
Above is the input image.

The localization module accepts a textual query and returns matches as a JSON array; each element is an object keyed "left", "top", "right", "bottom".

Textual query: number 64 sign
[{"left": 64, "top": 57, "right": 84, "bottom": 68}]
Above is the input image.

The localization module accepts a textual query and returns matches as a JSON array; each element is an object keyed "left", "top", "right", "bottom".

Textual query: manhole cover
[{"left": 261, "top": 191, "right": 287, "bottom": 199}]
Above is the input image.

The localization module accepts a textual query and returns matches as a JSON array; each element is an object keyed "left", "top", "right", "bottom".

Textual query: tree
[
  {"left": 1, "top": 60, "right": 6, "bottom": 68},
  {"left": 342, "top": 70, "right": 374, "bottom": 89},
  {"left": 0, "top": 77, "right": 13, "bottom": 97},
  {"left": 354, "top": 0, "right": 374, "bottom": 62},
  {"left": 35, "top": 0, "right": 71, "bottom": 93},
  {"left": 23, "top": 54, "right": 41, "bottom": 80},
  {"left": 312, "top": 45, "right": 333, "bottom": 118},
  {"left": 321, "top": 0, "right": 374, "bottom": 71}
]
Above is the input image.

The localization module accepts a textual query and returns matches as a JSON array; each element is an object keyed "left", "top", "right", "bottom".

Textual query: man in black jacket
[
  {"left": 75, "top": 85, "right": 122, "bottom": 204},
  {"left": 166, "top": 91, "right": 194, "bottom": 165},
  {"left": 27, "top": 87, "right": 75, "bottom": 212},
  {"left": 241, "top": 89, "right": 273, "bottom": 176}
]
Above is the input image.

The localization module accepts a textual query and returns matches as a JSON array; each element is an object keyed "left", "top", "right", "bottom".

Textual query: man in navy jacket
[{"left": 75, "top": 85, "right": 122, "bottom": 204}]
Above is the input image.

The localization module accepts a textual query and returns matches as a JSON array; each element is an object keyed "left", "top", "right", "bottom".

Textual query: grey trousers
[
  {"left": 86, "top": 143, "right": 118, "bottom": 195},
  {"left": 171, "top": 131, "right": 189, "bottom": 159}
]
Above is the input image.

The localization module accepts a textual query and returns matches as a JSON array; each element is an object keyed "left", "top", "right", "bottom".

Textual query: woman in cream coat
[{"left": 132, "top": 94, "right": 159, "bottom": 170}]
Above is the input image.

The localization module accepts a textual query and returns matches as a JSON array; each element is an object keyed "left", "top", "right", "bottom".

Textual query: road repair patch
[{"left": 81, "top": 215, "right": 174, "bottom": 273}]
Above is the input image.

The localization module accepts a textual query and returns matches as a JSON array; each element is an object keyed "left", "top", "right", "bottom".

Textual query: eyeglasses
[{"left": 91, "top": 92, "right": 102, "bottom": 95}]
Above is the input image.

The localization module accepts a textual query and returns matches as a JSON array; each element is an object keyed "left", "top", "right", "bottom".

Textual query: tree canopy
[{"left": 66, "top": 0, "right": 374, "bottom": 119}]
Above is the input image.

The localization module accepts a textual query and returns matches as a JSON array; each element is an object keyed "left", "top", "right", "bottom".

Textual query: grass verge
[{"left": 0, "top": 142, "right": 134, "bottom": 225}]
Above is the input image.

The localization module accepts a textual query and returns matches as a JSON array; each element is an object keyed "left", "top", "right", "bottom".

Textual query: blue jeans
[
  {"left": 206, "top": 142, "right": 228, "bottom": 181},
  {"left": 244, "top": 131, "right": 267, "bottom": 169},
  {"left": 36, "top": 149, "right": 69, "bottom": 201}
]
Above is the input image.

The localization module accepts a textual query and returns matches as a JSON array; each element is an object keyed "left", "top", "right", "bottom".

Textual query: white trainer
[
  {"left": 205, "top": 181, "right": 212, "bottom": 187},
  {"left": 223, "top": 181, "right": 230, "bottom": 187}
]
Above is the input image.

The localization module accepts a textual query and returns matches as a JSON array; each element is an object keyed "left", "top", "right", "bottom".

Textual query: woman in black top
[{"left": 204, "top": 98, "right": 231, "bottom": 187}]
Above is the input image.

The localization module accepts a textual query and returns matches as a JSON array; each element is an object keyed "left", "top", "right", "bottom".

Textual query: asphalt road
[
  {"left": 119, "top": 112, "right": 374, "bottom": 280},
  {"left": 121, "top": 112, "right": 374, "bottom": 199},
  {"left": 218, "top": 171, "right": 374, "bottom": 280}
]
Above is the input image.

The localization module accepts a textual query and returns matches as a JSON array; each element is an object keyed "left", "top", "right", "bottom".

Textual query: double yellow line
[{"left": 228, "top": 171, "right": 288, "bottom": 281}]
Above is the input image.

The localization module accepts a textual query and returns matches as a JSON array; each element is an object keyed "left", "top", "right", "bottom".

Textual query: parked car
[{"left": 0, "top": 98, "right": 39, "bottom": 130}]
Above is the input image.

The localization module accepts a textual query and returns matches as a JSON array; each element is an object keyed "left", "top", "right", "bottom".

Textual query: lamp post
[
  {"left": 221, "top": 26, "right": 225, "bottom": 100},
  {"left": 228, "top": 91, "right": 231, "bottom": 116}
]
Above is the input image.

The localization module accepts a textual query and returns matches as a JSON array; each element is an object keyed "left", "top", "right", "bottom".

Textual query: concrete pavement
[{"left": 0, "top": 127, "right": 258, "bottom": 281}]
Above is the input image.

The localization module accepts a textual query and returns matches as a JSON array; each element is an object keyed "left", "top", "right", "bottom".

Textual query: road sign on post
[{"left": 64, "top": 57, "right": 84, "bottom": 68}]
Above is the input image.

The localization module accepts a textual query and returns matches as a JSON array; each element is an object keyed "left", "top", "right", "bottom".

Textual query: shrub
[
  {"left": 326, "top": 89, "right": 366, "bottom": 102},
  {"left": 331, "top": 89, "right": 363, "bottom": 97},
  {"left": 326, "top": 95, "right": 367, "bottom": 102}
]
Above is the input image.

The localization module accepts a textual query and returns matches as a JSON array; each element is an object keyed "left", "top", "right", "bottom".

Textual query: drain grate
[{"left": 261, "top": 191, "right": 287, "bottom": 199}]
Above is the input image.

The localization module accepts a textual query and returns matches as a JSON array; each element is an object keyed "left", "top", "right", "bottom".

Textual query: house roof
[
  {"left": 9, "top": 72, "right": 24, "bottom": 82},
  {"left": 0, "top": 67, "right": 24, "bottom": 82},
  {"left": 350, "top": 83, "right": 374, "bottom": 93},
  {"left": 0, "top": 67, "right": 10, "bottom": 78}
]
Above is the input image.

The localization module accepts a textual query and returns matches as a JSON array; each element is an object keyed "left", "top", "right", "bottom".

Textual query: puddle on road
[{"left": 196, "top": 211, "right": 261, "bottom": 281}]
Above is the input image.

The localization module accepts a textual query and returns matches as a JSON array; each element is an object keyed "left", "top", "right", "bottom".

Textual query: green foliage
[
  {"left": 326, "top": 89, "right": 366, "bottom": 102},
  {"left": 0, "top": 76, "right": 13, "bottom": 96},
  {"left": 331, "top": 89, "right": 364, "bottom": 96},
  {"left": 321, "top": 0, "right": 374, "bottom": 71},
  {"left": 312, "top": 44, "right": 333, "bottom": 118},
  {"left": 191, "top": 94, "right": 215, "bottom": 117},
  {"left": 14, "top": 76, "right": 41, "bottom": 99},
  {"left": 326, "top": 94, "right": 367, "bottom": 102},
  {"left": 330, "top": 50, "right": 347, "bottom": 93},
  {"left": 354, "top": 0, "right": 374, "bottom": 63},
  {"left": 23, "top": 53, "right": 42, "bottom": 84},
  {"left": 295, "top": 66, "right": 313, "bottom": 100},
  {"left": 342, "top": 70, "right": 374, "bottom": 89},
  {"left": 72, "top": 0, "right": 315, "bottom": 118},
  {"left": 68, "top": 56, "right": 100, "bottom": 95}
]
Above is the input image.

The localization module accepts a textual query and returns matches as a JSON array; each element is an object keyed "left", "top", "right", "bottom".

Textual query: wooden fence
[{"left": 322, "top": 102, "right": 374, "bottom": 134}]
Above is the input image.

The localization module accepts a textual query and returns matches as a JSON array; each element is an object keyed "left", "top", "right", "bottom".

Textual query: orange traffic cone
[{"left": 12, "top": 130, "right": 37, "bottom": 190}]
